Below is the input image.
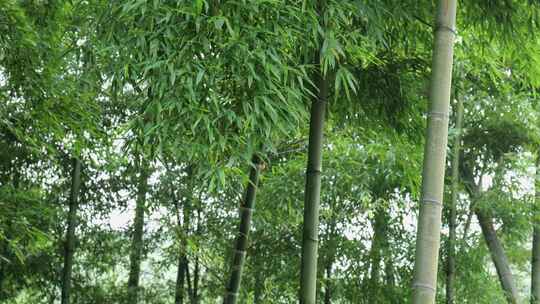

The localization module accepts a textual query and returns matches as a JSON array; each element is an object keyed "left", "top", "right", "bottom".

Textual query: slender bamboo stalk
[
  {"left": 532, "top": 154, "right": 540, "bottom": 303},
  {"left": 175, "top": 254, "right": 187, "bottom": 304},
  {"left": 412, "top": 1, "right": 457, "bottom": 303},
  {"left": 385, "top": 255, "right": 395, "bottom": 287},
  {"left": 370, "top": 207, "right": 388, "bottom": 290},
  {"left": 127, "top": 159, "right": 149, "bottom": 304},
  {"left": 173, "top": 179, "right": 185, "bottom": 304},
  {"left": 193, "top": 205, "right": 202, "bottom": 304},
  {"left": 224, "top": 156, "right": 262, "bottom": 304},
  {"left": 61, "top": 158, "right": 82, "bottom": 304},
  {"left": 299, "top": 58, "right": 329, "bottom": 304},
  {"left": 446, "top": 96, "right": 463, "bottom": 304},
  {"left": 476, "top": 210, "right": 519, "bottom": 303},
  {"left": 324, "top": 262, "right": 332, "bottom": 304},
  {"left": 193, "top": 254, "right": 200, "bottom": 303},
  {"left": 186, "top": 260, "right": 194, "bottom": 299},
  {"left": 175, "top": 165, "right": 194, "bottom": 304}
]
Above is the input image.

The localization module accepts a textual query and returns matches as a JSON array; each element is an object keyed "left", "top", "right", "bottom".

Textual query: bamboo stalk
[
  {"left": 224, "top": 156, "right": 262, "bottom": 304},
  {"left": 299, "top": 59, "right": 329, "bottom": 304},
  {"left": 412, "top": 1, "right": 458, "bottom": 303},
  {"left": 532, "top": 154, "right": 540, "bottom": 303},
  {"left": 127, "top": 158, "right": 149, "bottom": 304},
  {"left": 61, "top": 158, "right": 82, "bottom": 304}
]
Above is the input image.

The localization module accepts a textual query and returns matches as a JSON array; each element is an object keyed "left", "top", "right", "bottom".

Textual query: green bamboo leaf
[{"left": 196, "top": 69, "right": 204, "bottom": 85}]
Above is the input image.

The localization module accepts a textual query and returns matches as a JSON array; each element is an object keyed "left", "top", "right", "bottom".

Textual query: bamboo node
[
  {"left": 412, "top": 282, "right": 436, "bottom": 292},
  {"left": 428, "top": 111, "right": 449, "bottom": 120},
  {"left": 434, "top": 24, "right": 457, "bottom": 36},
  {"left": 238, "top": 231, "right": 250, "bottom": 238},
  {"left": 225, "top": 291, "right": 239, "bottom": 298},
  {"left": 422, "top": 198, "right": 442, "bottom": 207},
  {"left": 239, "top": 206, "right": 254, "bottom": 212},
  {"left": 233, "top": 249, "right": 247, "bottom": 256},
  {"left": 306, "top": 168, "right": 322, "bottom": 175},
  {"left": 304, "top": 235, "right": 319, "bottom": 243}
]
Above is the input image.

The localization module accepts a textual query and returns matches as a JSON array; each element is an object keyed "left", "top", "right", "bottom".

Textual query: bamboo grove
[{"left": 3, "top": 0, "right": 540, "bottom": 303}]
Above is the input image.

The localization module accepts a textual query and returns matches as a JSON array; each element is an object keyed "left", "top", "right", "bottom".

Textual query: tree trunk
[
  {"left": 446, "top": 96, "right": 463, "bottom": 304},
  {"left": 476, "top": 210, "right": 519, "bottom": 303},
  {"left": 370, "top": 244, "right": 381, "bottom": 290},
  {"left": 127, "top": 161, "right": 149, "bottom": 304},
  {"left": 61, "top": 158, "right": 82, "bottom": 304},
  {"left": 385, "top": 255, "right": 395, "bottom": 288},
  {"left": 324, "top": 262, "right": 332, "bottom": 304},
  {"left": 176, "top": 165, "right": 194, "bottom": 304},
  {"left": 412, "top": 1, "right": 457, "bottom": 303},
  {"left": 224, "top": 156, "right": 262, "bottom": 304},
  {"left": 532, "top": 154, "right": 540, "bottom": 304},
  {"left": 367, "top": 206, "right": 391, "bottom": 301},
  {"left": 299, "top": 14, "right": 330, "bottom": 301},
  {"left": 186, "top": 260, "right": 194, "bottom": 301},
  {"left": 175, "top": 254, "right": 187, "bottom": 304},
  {"left": 370, "top": 208, "right": 388, "bottom": 290},
  {"left": 193, "top": 255, "right": 200, "bottom": 303},
  {"left": 193, "top": 206, "right": 201, "bottom": 304}
]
